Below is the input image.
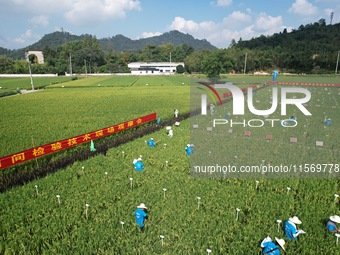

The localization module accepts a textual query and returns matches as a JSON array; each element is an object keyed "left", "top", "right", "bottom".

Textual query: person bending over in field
[
  {"left": 326, "top": 215, "right": 340, "bottom": 233},
  {"left": 147, "top": 138, "right": 155, "bottom": 148},
  {"left": 185, "top": 144, "right": 194, "bottom": 156},
  {"left": 134, "top": 203, "right": 148, "bottom": 232},
  {"left": 284, "top": 216, "right": 306, "bottom": 241},
  {"left": 260, "top": 236, "right": 285, "bottom": 255}
]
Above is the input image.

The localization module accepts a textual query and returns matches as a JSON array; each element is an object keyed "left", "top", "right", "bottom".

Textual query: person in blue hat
[
  {"left": 133, "top": 158, "right": 144, "bottom": 172},
  {"left": 326, "top": 215, "right": 340, "bottom": 233},
  {"left": 260, "top": 236, "right": 285, "bottom": 255},
  {"left": 284, "top": 216, "right": 306, "bottom": 240},
  {"left": 185, "top": 144, "right": 194, "bottom": 156},
  {"left": 147, "top": 138, "right": 155, "bottom": 148},
  {"left": 326, "top": 118, "right": 332, "bottom": 126},
  {"left": 134, "top": 203, "right": 148, "bottom": 231}
]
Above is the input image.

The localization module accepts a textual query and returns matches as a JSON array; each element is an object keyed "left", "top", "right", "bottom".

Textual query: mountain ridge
[{"left": 0, "top": 30, "right": 217, "bottom": 59}]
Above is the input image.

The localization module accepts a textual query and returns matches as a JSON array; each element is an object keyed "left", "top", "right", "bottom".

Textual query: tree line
[{"left": 0, "top": 19, "right": 339, "bottom": 78}]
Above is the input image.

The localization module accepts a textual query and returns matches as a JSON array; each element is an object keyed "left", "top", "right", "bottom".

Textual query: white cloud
[
  {"left": 2, "top": 0, "right": 141, "bottom": 26},
  {"left": 223, "top": 11, "right": 252, "bottom": 28},
  {"left": 140, "top": 32, "right": 162, "bottom": 38},
  {"left": 169, "top": 13, "right": 286, "bottom": 48},
  {"left": 64, "top": 0, "right": 141, "bottom": 25},
  {"left": 14, "top": 29, "right": 41, "bottom": 46},
  {"left": 170, "top": 17, "right": 218, "bottom": 35},
  {"left": 29, "top": 15, "right": 49, "bottom": 27},
  {"left": 254, "top": 13, "right": 283, "bottom": 32},
  {"left": 288, "top": 0, "right": 318, "bottom": 16},
  {"left": 215, "top": 0, "right": 232, "bottom": 7}
]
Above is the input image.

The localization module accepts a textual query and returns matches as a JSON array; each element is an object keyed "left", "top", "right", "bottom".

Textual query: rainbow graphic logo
[{"left": 196, "top": 81, "right": 228, "bottom": 115}]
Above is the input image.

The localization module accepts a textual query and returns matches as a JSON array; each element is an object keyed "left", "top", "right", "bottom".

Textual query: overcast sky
[{"left": 0, "top": 0, "right": 339, "bottom": 50}]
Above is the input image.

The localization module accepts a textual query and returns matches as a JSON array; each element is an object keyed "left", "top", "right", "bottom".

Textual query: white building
[{"left": 128, "top": 62, "right": 185, "bottom": 75}]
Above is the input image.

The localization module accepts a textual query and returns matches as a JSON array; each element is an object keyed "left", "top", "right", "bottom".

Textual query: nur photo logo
[{"left": 198, "top": 82, "right": 312, "bottom": 128}]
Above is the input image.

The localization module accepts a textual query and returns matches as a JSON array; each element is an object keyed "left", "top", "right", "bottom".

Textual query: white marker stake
[
  {"left": 207, "top": 248, "right": 212, "bottom": 254},
  {"left": 287, "top": 187, "right": 291, "bottom": 195},
  {"left": 336, "top": 233, "right": 340, "bottom": 245},
  {"left": 130, "top": 178, "right": 133, "bottom": 189},
  {"left": 85, "top": 204, "right": 89, "bottom": 219},
  {"left": 120, "top": 221, "right": 125, "bottom": 231},
  {"left": 277, "top": 220, "right": 282, "bottom": 232},
  {"left": 82, "top": 166, "right": 85, "bottom": 174},
  {"left": 105, "top": 172, "right": 108, "bottom": 182},
  {"left": 160, "top": 235, "right": 164, "bottom": 246},
  {"left": 236, "top": 208, "right": 241, "bottom": 221},
  {"left": 256, "top": 181, "right": 260, "bottom": 190},
  {"left": 197, "top": 197, "right": 201, "bottom": 210},
  {"left": 35, "top": 185, "right": 38, "bottom": 195},
  {"left": 164, "top": 144, "right": 167, "bottom": 149},
  {"left": 56, "top": 195, "right": 61, "bottom": 205},
  {"left": 122, "top": 151, "right": 125, "bottom": 157},
  {"left": 165, "top": 161, "right": 168, "bottom": 166},
  {"left": 163, "top": 188, "right": 167, "bottom": 198},
  {"left": 334, "top": 194, "right": 339, "bottom": 203}
]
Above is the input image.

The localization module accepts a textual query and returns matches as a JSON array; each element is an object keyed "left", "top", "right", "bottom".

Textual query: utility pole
[
  {"left": 330, "top": 12, "right": 334, "bottom": 25},
  {"left": 243, "top": 52, "right": 247, "bottom": 74},
  {"left": 69, "top": 53, "right": 72, "bottom": 76},
  {"left": 335, "top": 50, "right": 340, "bottom": 74},
  {"left": 84, "top": 59, "right": 87, "bottom": 76}
]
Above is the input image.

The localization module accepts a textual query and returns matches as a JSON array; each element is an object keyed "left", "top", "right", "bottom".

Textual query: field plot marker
[
  {"left": 165, "top": 161, "right": 168, "bottom": 166},
  {"left": 85, "top": 204, "right": 89, "bottom": 219},
  {"left": 164, "top": 143, "right": 167, "bottom": 149},
  {"left": 56, "top": 195, "right": 61, "bottom": 205},
  {"left": 334, "top": 194, "right": 339, "bottom": 203},
  {"left": 163, "top": 188, "right": 167, "bottom": 198},
  {"left": 120, "top": 221, "right": 125, "bottom": 231},
  {"left": 130, "top": 178, "right": 133, "bottom": 189},
  {"left": 197, "top": 197, "right": 201, "bottom": 210},
  {"left": 160, "top": 235, "right": 164, "bottom": 246},
  {"left": 256, "top": 180, "right": 260, "bottom": 190},
  {"left": 290, "top": 137, "right": 297, "bottom": 143},
  {"left": 82, "top": 166, "right": 85, "bottom": 174},
  {"left": 35, "top": 185, "right": 39, "bottom": 195},
  {"left": 207, "top": 248, "right": 212, "bottom": 254},
  {"left": 316, "top": 141, "right": 324, "bottom": 148},
  {"left": 266, "top": 135, "right": 272, "bottom": 140},
  {"left": 277, "top": 220, "right": 282, "bottom": 232},
  {"left": 236, "top": 208, "right": 241, "bottom": 221},
  {"left": 122, "top": 151, "right": 125, "bottom": 157},
  {"left": 335, "top": 233, "right": 340, "bottom": 245}
]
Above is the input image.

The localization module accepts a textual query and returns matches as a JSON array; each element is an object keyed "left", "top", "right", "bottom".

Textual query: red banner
[
  {"left": 223, "top": 85, "right": 257, "bottom": 98},
  {"left": 0, "top": 112, "right": 157, "bottom": 170},
  {"left": 267, "top": 81, "right": 340, "bottom": 87}
]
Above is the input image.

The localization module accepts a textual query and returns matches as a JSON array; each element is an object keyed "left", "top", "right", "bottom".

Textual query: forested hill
[
  {"left": 235, "top": 20, "right": 340, "bottom": 54},
  {"left": 4, "top": 30, "right": 216, "bottom": 59},
  {"left": 99, "top": 30, "right": 216, "bottom": 52}
]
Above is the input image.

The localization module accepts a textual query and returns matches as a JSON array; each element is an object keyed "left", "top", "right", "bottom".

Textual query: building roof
[{"left": 128, "top": 62, "right": 184, "bottom": 68}]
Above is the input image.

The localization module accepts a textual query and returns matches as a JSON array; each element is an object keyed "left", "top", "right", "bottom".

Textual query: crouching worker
[
  {"left": 261, "top": 236, "right": 285, "bottom": 255},
  {"left": 134, "top": 203, "right": 148, "bottom": 232},
  {"left": 326, "top": 215, "right": 340, "bottom": 233},
  {"left": 284, "top": 216, "right": 306, "bottom": 241},
  {"left": 185, "top": 144, "right": 194, "bottom": 156},
  {"left": 147, "top": 138, "right": 155, "bottom": 148}
]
